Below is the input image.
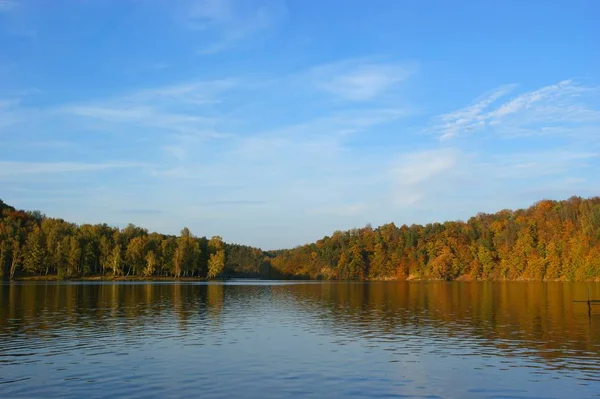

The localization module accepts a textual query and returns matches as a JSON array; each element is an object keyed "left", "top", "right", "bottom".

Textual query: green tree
[
  {"left": 477, "top": 245, "right": 496, "bottom": 279},
  {"left": 99, "top": 236, "right": 113, "bottom": 276},
  {"left": 161, "top": 237, "right": 177, "bottom": 276},
  {"left": 23, "top": 226, "right": 46, "bottom": 275},
  {"left": 66, "top": 236, "right": 81, "bottom": 277},
  {"left": 369, "top": 242, "right": 389, "bottom": 279},
  {"left": 0, "top": 240, "right": 9, "bottom": 278}
]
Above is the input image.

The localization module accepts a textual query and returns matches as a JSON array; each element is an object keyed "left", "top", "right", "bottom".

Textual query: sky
[{"left": 0, "top": 0, "right": 599, "bottom": 249}]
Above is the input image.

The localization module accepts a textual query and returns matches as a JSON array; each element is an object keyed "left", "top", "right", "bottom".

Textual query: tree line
[
  {"left": 0, "top": 199, "right": 267, "bottom": 280},
  {"left": 269, "top": 196, "right": 600, "bottom": 281},
  {"left": 2, "top": 196, "right": 600, "bottom": 281}
]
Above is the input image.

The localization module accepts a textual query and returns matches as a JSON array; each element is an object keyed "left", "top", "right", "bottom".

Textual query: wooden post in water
[
  {"left": 587, "top": 286, "right": 592, "bottom": 319},
  {"left": 573, "top": 285, "right": 600, "bottom": 320}
]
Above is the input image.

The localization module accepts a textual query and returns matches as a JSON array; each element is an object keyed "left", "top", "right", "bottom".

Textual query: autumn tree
[
  {"left": 144, "top": 250, "right": 157, "bottom": 277},
  {"left": 109, "top": 244, "right": 123, "bottom": 277},
  {"left": 174, "top": 228, "right": 200, "bottom": 277},
  {"left": 126, "top": 236, "right": 146, "bottom": 276},
  {"left": 207, "top": 236, "right": 225, "bottom": 279},
  {"left": 3, "top": 196, "right": 600, "bottom": 281}
]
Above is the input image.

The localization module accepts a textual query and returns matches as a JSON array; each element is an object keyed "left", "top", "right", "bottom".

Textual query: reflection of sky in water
[{"left": 0, "top": 282, "right": 599, "bottom": 398}]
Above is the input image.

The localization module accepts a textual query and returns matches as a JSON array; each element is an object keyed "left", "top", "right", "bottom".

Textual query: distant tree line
[
  {"left": 2, "top": 196, "right": 600, "bottom": 281},
  {"left": 0, "top": 199, "right": 268, "bottom": 280},
  {"left": 269, "top": 196, "right": 600, "bottom": 281}
]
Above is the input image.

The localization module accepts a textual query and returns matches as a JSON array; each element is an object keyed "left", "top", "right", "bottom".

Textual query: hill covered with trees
[
  {"left": 269, "top": 196, "right": 600, "bottom": 281},
  {"left": 1, "top": 196, "right": 600, "bottom": 281}
]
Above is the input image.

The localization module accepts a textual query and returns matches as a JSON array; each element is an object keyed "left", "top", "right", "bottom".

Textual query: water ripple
[{"left": 0, "top": 281, "right": 599, "bottom": 398}]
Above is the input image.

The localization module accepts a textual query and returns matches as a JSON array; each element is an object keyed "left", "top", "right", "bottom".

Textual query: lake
[{"left": 1, "top": 281, "right": 599, "bottom": 398}]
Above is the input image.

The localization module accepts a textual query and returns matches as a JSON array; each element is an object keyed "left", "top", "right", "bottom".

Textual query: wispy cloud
[
  {"left": 389, "top": 148, "right": 461, "bottom": 206},
  {"left": 63, "top": 79, "right": 235, "bottom": 120},
  {"left": 183, "top": 0, "right": 287, "bottom": 54},
  {"left": 58, "top": 64, "right": 414, "bottom": 164},
  {"left": 114, "top": 209, "right": 164, "bottom": 215},
  {"left": 197, "top": 200, "right": 266, "bottom": 206},
  {"left": 311, "top": 59, "right": 416, "bottom": 101},
  {"left": 435, "top": 85, "right": 516, "bottom": 140},
  {"left": 133, "top": 79, "right": 235, "bottom": 105},
  {"left": 257, "top": 107, "right": 412, "bottom": 140},
  {"left": 5, "top": 36, "right": 596, "bottom": 248},
  {"left": 383, "top": 146, "right": 599, "bottom": 226},
  {"left": 489, "top": 150, "right": 599, "bottom": 179},
  {"left": 307, "top": 203, "right": 369, "bottom": 217},
  {"left": 123, "top": 62, "right": 171, "bottom": 76},
  {"left": 18, "top": 58, "right": 419, "bottom": 245},
  {"left": 434, "top": 80, "right": 600, "bottom": 140},
  {"left": 0, "top": 0, "right": 37, "bottom": 39},
  {"left": 0, "top": 161, "right": 143, "bottom": 176},
  {"left": 0, "top": 90, "right": 45, "bottom": 132},
  {"left": 0, "top": 0, "right": 16, "bottom": 12},
  {"left": 491, "top": 80, "right": 578, "bottom": 118},
  {"left": 58, "top": 79, "right": 237, "bottom": 160},
  {"left": 0, "top": 97, "right": 24, "bottom": 131}
]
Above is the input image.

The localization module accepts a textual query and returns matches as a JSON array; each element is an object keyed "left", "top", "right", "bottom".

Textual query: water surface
[{"left": 1, "top": 281, "right": 599, "bottom": 398}]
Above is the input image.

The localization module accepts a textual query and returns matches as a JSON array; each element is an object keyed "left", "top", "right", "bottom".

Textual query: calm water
[{"left": 1, "top": 281, "right": 599, "bottom": 399}]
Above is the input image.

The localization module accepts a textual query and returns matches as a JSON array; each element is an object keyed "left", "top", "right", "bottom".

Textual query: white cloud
[
  {"left": 64, "top": 105, "right": 155, "bottom": 122},
  {"left": 133, "top": 79, "right": 235, "bottom": 105},
  {"left": 259, "top": 107, "right": 412, "bottom": 140},
  {"left": 434, "top": 80, "right": 600, "bottom": 140},
  {"left": 57, "top": 79, "right": 237, "bottom": 161},
  {"left": 63, "top": 104, "right": 219, "bottom": 132},
  {"left": 311, "top": 59, "right": 416, "bottom": 101},
  {"left": 184, "top": 0, "right": 287, "bottom": 54},
  {"left": 389, "top": 148, "right": 460, "bottom": 205},
  {"left": 0, "top": 99, "right": 19, "bottom": 108},
  {"left": 5, "top": 44, "right": 597, "bottom": 248},
  {"left": 491, "top": 80, "right": 574, "bottom": 118},
  {"left": 391, "top": 148, "right": 459, "bottom": 186},
  {"left": 0, "top": 161, "right": 143, "bottom": 176},
  {"left": 490, "top": 150, "right": 599, "bottom": 179},
  {"left": 57, "top": 66, "right": 414, "bottom": 167},
  {"left": 307, "top": 203, "right": 370, "bottom": 217},
  {"left": 60, "top": 79, "right": 234, "bottom": 123},
  {"left": 380, "top": 146, "right": 599, "bottom": 228},
  {"left": 436, "top": 85, "right": 516, "bottom": 140}
]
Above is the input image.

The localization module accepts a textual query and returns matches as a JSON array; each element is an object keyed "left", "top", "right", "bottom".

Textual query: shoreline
[
  {"left": 13, "top": 275, "right": 210, "bottom": 282},
  {"left": 7, "top": 275, "right": 599, "bottom": 282}
]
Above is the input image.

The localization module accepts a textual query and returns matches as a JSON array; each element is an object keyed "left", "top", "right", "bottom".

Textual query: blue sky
[{"left": 0, "top": 0, "right": 598, "bottom": 249}]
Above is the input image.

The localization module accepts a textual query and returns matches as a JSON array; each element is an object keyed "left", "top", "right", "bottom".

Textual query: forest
[
  {"left": 0, "top": 199, "right": 268, "bottom": 280},
  {"left": 1, "top": 196, "right": 600, "bottom": 281}
]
